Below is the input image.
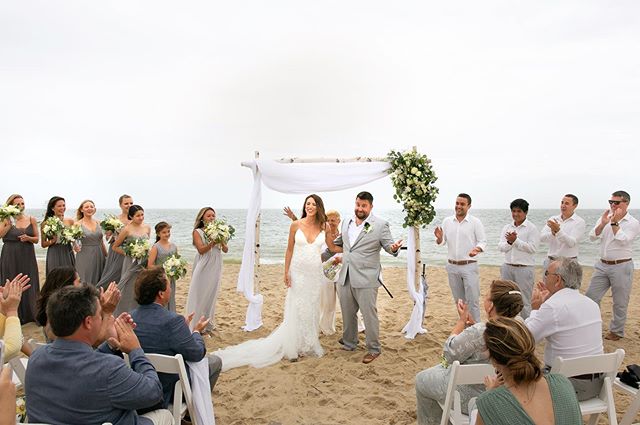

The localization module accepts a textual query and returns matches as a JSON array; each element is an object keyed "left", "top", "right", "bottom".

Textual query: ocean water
[{"left": 3, "top": 208, "right": 639, "bottom": 268}]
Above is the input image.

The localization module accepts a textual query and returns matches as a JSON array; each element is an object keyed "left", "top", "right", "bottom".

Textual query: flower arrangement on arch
[{"left": 387, "top": 149, "right": 439, "bottom": 228}]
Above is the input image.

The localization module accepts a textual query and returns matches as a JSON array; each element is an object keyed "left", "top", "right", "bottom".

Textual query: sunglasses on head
[{"left": 608, "top": 200, "right": 626, "bottom": 205}]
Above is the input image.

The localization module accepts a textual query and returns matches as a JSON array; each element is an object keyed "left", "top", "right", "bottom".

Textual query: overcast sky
[{"left": 1, "top": 1, "right": 639, "bottom": 211}]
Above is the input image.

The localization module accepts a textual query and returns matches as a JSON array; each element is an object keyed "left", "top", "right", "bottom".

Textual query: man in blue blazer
[{"left": 131, "top": 266, "right": 222, "bottom": 410}]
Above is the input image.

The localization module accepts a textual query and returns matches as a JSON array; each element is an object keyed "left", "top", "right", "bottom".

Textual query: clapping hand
[
  {"left": 0, "top": 274, "right": 30, "bottom": 316},
  {"left": 456, "top": 299, "right": 474, "bottom": 326},
  {"left": 283, "top": 206, "right": 297, "bottom": 221},
  {"left": 107, "top": 314, "right": 141, "bottom": 354},
  {"left": 547, "top": 219, "right": 560, "bottom": 234},
  {"left": 193, "top": 315, "right": 210, "bottom": 334},
  {"left": 505, "top": 231, "right": 517, "bottom": 244},
  {"left": 531, "top": 282, "right": 550, "bottom": 311},
  {"left": 99, "top": 282, "right": 121, "bottom": 316}
]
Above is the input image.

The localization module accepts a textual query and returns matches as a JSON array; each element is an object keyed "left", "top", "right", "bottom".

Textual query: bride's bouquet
[
  {"left": 41, "top": 217, "right": 65, "bottom": 240},
  {"left": 0, "top": 204, "right": 21, "bottom": 221},
  {"left": 100, "top": 214, "right": 124, "bottom": 233},
  {"left": 60, "top": 224, "right": 84, "bottom": 245},
  {"left": 162, "top": 254, "right": 188, "bottom": 280},
  {"left": 123, "top": 237, "right": 151, "bottom": 263},
  {"left": 322, "top": 255, "right": 342, "bottom": 282},
  {"left": 204, "top": 218, "right": 235, "bottom": 244}
]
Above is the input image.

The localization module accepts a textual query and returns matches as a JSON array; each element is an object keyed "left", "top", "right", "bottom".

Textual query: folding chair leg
[{"left": 586, "top": 413, "right": 601, "bottom": 425}]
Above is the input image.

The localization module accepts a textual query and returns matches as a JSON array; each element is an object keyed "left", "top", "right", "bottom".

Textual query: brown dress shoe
[
  {"left": 362, "top": 352, "right": 380, "bottom": 364},
  {"left": 605, "top": 331, "right": 622, "bottom": 341}
]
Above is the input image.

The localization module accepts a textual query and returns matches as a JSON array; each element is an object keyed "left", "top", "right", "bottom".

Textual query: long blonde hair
[{"left": 76, "top": 200, "right": 95, "bottom": 221}]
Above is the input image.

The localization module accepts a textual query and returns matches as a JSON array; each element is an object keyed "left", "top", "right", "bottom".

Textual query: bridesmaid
[
  {"left": 185, "top": 207, "right": 228, "bottom": 333},
  {"left": 41, "top": 196, "right": 75, "bottom": 275},
  {"left": 147, "top": 221, "right": 178, "bottom": 312},
  {"left": 112, "top": 204, "right": 150, "bottom": 314},
  {"left": 0, "top": 194, "right": 40, "bottom": 324},
  {"left": 75, "top": 200, "right": 107, "bottom": 285},
  {"left": 97, "top": 194, "right": 133, "bottom": 288}
]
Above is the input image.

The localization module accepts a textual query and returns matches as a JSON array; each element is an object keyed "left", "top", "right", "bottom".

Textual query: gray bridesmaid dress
[
  {"left": 153, "top": 242, "right": 178, "bottom": 312},
  {"left": 45, "top": 234, "right": 75, "bottom": 276},
  {"left": 75, "top": 223, "right": 106, "bottom": 285},
  {"left": 0, "top": 222, "right": 40, "bottom": 324},
  {"left": 97, "top": 235, "right": 125, "bottom": 289},
  {"left": 115, "top": 234, "right": 148, "bottom": 315}
]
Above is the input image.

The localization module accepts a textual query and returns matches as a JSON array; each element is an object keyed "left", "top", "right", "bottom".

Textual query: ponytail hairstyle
[
  {"left": 194, "top": 207, "right": 215, "bottom": 230},
  {"left": 44, "top": 196, "right": 65, "bottom": 220},
  {"left": 118, "top": 194, "right": 132, "bottom": 205},
  {"left": 154, "top": 221, "right": 171, "bottom": 242},
  {"left": 127, "top": 205, "right": 144, "bottom": 220},
  {"left": 489, "top": 280, "right": 524, "bottom": 318},
  {"left": 300, "top": 194, "right": 327, "bottom": 229},
  {"left": 484, "top": 317, "right": 543, "bottom": 385},
  {"left": 76, "top": 200, "right": 95, "bottom": 221}
]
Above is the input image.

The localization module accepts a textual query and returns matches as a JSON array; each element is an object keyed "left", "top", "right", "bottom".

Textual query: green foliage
[{"left": 387, "top": 149, "right": 439, "bottom": 228}]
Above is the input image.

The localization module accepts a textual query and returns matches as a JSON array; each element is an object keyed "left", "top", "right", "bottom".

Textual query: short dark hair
[
  {"left": 510, "top": 198, "right": 529, "bottom": 213},
  {"left": 564, "top": 194, "right": 579, "bottom": 205},
  {"left": 47, "top": 285, "right": 99, "bottom": 338},
  {"left": 356, "top": 191, "right": 373, "bottom": 203},
  {"left": 457, "top": 193, "right": 472, "bottom": 205},
  {"left": 135, "top": 266, "right": 168, "bottom": 305},
  {"left": 612, "top": 190, "right": 630, "bottom": 203}
]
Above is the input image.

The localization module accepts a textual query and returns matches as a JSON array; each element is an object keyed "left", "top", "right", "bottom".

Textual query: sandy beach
[{"left": 22, "top": 262, "right": 640, "bottom": 425}]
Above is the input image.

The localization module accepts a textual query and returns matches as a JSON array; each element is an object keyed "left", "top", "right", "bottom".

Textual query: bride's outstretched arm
[
  {"left": 324, "top": 223, "right": 343, "bottom": 253},
  {"left": 284, "top": 222, "right": 298, "bottom": 288}
]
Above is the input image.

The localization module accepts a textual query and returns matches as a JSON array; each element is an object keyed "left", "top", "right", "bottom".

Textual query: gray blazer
[{"left": 336, "top": 214, "right": 398, "bottom": 288}]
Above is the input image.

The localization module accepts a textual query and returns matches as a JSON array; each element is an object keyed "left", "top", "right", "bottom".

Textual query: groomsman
[
  {"left": 585, "top": 190, "right": 640, "bottom": 341},
  {"left": 540, "top": 194, "right": 586, "bottom": 271},
  {"left": 498, "top": 198, "right": 540, "bottom": 319},
  {"left": 434, "top": 193, "right": 486, "bottom": 322}
]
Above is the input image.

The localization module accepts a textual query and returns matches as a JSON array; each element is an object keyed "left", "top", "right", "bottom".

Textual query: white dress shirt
[
  {"left": 525, "top": 288, "right": 603, "bottom": 367},
  {"left": 437, "top": 214, "right": 487, "bottom": 261},
  {"left": 540, "top": 213, "right": 586, "bottom": 258},
  {"left": 347, "top": 216, "right": 370, "bottom": 246},
  {"left": 498, "top": 219, "right": 540, "bottom": 266},
  {"left": 589, "top": 213, "right": 640, "bottom": 261}
]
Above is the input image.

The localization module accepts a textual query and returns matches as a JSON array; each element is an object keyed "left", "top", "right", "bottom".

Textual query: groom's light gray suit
[{"left": 336, "top": 214, "right": 398, "bottom": 354}]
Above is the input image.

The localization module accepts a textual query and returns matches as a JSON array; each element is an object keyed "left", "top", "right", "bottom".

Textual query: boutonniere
[{"left": 363, "top": 222, "right": 373, "bottom": 233}]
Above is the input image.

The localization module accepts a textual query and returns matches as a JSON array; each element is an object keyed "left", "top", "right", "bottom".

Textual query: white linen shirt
[
  {"left": 525, "top": 288, "right": 603, "bottom": 367},
  {"left": 437, "top": 214, "right": 487, "bottom": 261},
  {"left": 347, "top": 215, "right": 370, "bottom": 246},
  {"left": 540, "top": 213, "right": 586, "bottom": 258},
  {"left": 589, "top": 213, "right": 640, "bottom": 261},
  {"left": 498, "top": 219, "right": 540, "bottom": 266}
]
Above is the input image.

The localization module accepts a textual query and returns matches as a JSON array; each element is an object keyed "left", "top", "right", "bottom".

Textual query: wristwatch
[{"left": 611, "top": 222, "right": 619, "bottom": 227}]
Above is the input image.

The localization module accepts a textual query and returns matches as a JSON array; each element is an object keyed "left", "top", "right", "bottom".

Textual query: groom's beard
[{"left": 355, "top": 211, "right": 369, "bottom": 220}]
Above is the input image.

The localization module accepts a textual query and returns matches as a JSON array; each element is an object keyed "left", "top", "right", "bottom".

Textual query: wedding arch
[{"left": 237, "top": 148, "right": 438, "bottom": 339}]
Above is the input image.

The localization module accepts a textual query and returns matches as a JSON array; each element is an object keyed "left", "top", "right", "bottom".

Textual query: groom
[{"left": 334, "top": 191, "right": 402, "bottom": 364}]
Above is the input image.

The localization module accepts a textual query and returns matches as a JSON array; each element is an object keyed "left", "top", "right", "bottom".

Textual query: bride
[{"left": 215, "top": 194, "right": 334, "bottom": 370}]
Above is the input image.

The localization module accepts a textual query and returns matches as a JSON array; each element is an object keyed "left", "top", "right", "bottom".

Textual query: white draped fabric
[
  {"left": 187, "top": 358, "right": 215, "bottom": 425},
  {"left": 401, "top": 229, "right": 428, "bottom": 339},
  {"left": 238, "top": 159, "right": 420, "bottom": 335}
]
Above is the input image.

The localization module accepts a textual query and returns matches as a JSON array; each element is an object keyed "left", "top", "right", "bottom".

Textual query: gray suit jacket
[{"left": 336, "top": 214, "right": 398, "bottom": 288}]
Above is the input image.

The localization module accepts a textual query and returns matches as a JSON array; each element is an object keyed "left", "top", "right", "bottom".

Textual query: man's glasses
[
  {"left": 608, "top": 200, "right": 627, "bottom": 205},
  {"left": 544, "top": 270, "right": 560, "bottom": 278}
]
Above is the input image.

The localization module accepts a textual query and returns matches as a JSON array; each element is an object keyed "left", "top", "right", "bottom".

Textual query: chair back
[
  {"left": 144, "top": 353, "right": 196, "bottom": 425},
  {"left": 27, "top": 339, "right": 47, "bottom": 352},
  {"left": 551, "top": 349, "right": 625, "bottom": 425},
  {"left": 439, "top": 361, "right": 495, "bottom": 425}
]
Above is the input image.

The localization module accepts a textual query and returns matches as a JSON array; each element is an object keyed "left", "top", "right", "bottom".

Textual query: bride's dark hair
[{"left": 300, "top": 194, "right": 327, "bottom": 228}]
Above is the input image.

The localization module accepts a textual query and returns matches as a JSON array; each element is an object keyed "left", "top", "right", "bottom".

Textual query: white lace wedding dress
[{"left": 215, "top": 229, "right": 325, "bottom": 370}]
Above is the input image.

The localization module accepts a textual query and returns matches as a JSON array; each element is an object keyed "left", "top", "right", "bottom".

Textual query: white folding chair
[
  {"left": 438, "top": 361, "right": 495, "bottom": 425},
  {"left": 8, "top": 356, "right": 28, "bottom": 388},
  {"left": 551, "top": 349, "right": 625, "bottom": 425},
  {"left": 145, "top": 353, "right": 196, "bottom": 425},
  {"left": 614, "top": 376, "right": 640, "bottom": 425}
]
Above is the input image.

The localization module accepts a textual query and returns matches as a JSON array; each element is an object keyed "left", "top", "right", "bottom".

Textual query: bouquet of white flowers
[
  {"left": 0, "top": 204, "right": 21, "bottom": 221},
  {"left": 100, "top": 214, "right": 124, "bottom": 233},
  {"left": 204, "top": 218, "right": 235, "bottom": 244},
  {"left": 322, "top": 255, "right": 342, "bottom": 282},
  {"left": 162, "top": 254, "right": 187, "bottom": 280},
  {"left": 60, "top": 224, "right": 84, "bottom": 245},
  {"left": 123, "top": 237, "right": 151, "bottom": 262},
  {"left": 42, "top": 216, "right": 65, "bottom": 240}
]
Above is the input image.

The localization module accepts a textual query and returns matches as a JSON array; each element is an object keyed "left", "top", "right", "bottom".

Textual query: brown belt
[
  {"left": 506, "top": 263, "right": 529, "bottom": 268},
  {"left": 448, "top": 259, "right": 477, "bottom": 265},
  {"left": 601, "top": 258, "right": 632, "bottom": 265},
  {"left": 548, "top": 256, "right": 577, "bottom": 261},
  {"left": 572, "top": 373, "right": 603, "bottom": 381}
]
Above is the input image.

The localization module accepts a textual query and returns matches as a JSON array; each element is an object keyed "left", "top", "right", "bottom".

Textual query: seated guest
[
  {"left": 415, "top": 280, "right": 524, "bottom": 425},
  {"left": 1, "top": 274, "right": 31, "bottom": 360},
  {"left": 475, "top": 317, "right": 581, "bottom": 425},
  {"left": 25, "top": 285, "right": 172, "bottom": 425},
  {"left": 526, "top": 257, "right": 603, "bottom": 401},
  {"left": 131, "top": 266, "right": 222, "bottom": 410}
]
